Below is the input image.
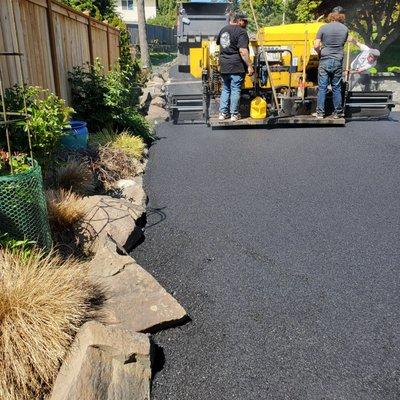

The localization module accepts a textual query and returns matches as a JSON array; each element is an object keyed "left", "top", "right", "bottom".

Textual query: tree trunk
[{"left": 137, "top": 0, "right": 150, "bottom": 69}]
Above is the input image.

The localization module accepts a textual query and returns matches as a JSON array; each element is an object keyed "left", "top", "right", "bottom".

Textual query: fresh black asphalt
[{"left": 132, "top": 114, "right": 400, "bottom": 400}]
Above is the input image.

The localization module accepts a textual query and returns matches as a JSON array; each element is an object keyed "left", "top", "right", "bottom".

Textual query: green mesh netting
[{"left": 0, "top": 161, "right": 52, "bottom": 249}]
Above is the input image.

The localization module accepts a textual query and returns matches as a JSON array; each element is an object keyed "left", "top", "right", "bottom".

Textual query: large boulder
[
  {"left": 75, "top": 195, "right": 145, "bottom": 254},
  {"left": 146, "top": 83, "right": 164, "bottom": 98},
  {"left": 50, "top": 321, "right": 151, "bottom": 400},
  {"left": 146, "top": 105, "right": 169, "bottom": 124},
  {"left": 150, "top": 96, "right": 167, "bottom": 108},
  {"left": 151, "top": 76, "right": 165, "bottom": 85},
  {"left": 116, "top": 177, "right": 147, "bottom": 211},
  {"left": 162, "top": 70, "right": 170, "bottom": 83},
  {"left": 90, "top": 239, "right": 188, "bottom": 333}
]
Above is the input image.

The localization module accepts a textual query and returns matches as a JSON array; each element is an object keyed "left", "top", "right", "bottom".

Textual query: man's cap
[
  {"left": 369, "top": 49, "right": 380, "bottom": 57},
  {"left": 332, "top": 6, "right": 345, "bottom": 13},
  {"left": 235, "top": 11, "right": 248, "bottom": 21}
]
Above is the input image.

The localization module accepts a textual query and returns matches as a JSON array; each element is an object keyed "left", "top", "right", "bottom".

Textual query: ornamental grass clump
[
  {"left": 55, "top": 159, "right": 95, "bottom": 195},
  {"left": 0, "top": 248, "right": 100, "bottom": 400},
  {"left": 111, "top": 132, "right": 146, "bottom": 160},
  {"left": 89, "top": 127, "right": 116, "bottom": 147},
  {"left": 46, "top": 189, "right": 88, "bottom": 233}
]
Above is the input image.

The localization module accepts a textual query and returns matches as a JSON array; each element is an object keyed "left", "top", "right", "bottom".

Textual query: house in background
[{"left": 116, "top": 0, "right": 157, "bottom": 24}]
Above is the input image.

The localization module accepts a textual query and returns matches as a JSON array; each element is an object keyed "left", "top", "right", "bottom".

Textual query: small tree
[{"left": 137, "top": 0, "right": 151, "bottom": 69}]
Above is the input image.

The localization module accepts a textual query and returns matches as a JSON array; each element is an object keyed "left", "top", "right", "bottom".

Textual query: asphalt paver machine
[{"left": 167, "top": 3, "right": 395, "bottom": 127}]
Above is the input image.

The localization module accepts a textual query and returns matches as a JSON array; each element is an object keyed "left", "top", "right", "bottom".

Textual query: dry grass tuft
[
  {"left": 55, "top": 159, "right": 95, "bottom": 195},
  {"left": 111, "top": 132, "right": 146, "bottom": 160},
  {"left": 0, "top": 248, "right": 101, "bottom": 399},
  {"left": 46, "top": 189, "right": 88, "bottom": 232},
  {"left": 93, "top": 144, "right": 143, "bottom": 190}
]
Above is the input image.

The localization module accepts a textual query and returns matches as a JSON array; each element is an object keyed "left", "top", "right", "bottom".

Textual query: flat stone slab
[
  {"left": 90, "top": 240, "right": 188, "bottom": 333},
  {"left": 50, "top": 321, "right": 151, "bottom": 400},
  {"left": 75, "top": 195, "right": 144, "bottom": 254}
]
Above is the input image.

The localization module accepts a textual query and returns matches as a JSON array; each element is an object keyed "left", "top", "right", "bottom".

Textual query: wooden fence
[{"left": 0, "top": 0, "right": 120, "bottom": 103}]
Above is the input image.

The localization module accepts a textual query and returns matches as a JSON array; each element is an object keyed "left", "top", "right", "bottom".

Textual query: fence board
[
  {"left": 92, "top": 22, "right": 109, "bottom": 70},
  {"left": 0, "top": 0, "right": 120, "bottom": 104}
]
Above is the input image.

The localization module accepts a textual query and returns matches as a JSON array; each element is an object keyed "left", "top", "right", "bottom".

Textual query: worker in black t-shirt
[{"left": 216, "top": 12, "right": 254, "bottom": 122}]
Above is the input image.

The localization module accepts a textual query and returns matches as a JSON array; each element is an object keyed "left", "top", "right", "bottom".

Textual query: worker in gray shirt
[{"left": 313, "top": 6, "right": 349, "bottom": 119}]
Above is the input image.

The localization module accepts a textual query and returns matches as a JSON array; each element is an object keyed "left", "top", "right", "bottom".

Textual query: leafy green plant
[
  {"left": 369, "top": 67, "right": 378, "bottom": 75},
  {"left": 68, "top": 63, "right": 109, "bottom": 132},
  {"left": 387, "top": 66, "right": 400, "bottom": 73},
  {"left": 0, "top": 232, "right": 36, "bottom": 260},
  {"left": 69, "top": 62, "right": 153, "bottom": 140},
  {"left": 0, "top": 150, "right": 32, "bottom": 176},
  {"left": 1, "top": 86, "right": 74, "bottom": 160}
]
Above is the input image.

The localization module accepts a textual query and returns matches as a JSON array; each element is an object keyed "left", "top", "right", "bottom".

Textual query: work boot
[
  {"left": 332, "top": 112, "right": 344, "bottom": 119},
  {"left": 230, "top": 113, "right": 241, "bottom": 122},
  {"left": 312, "top": 112, "right": 324, "bottom": 119},
  {"left": 218, "top": 113, "right": 229, "bottom": 120}
]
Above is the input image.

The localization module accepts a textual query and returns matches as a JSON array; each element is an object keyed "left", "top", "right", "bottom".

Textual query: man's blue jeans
[
  {"left": 219, "top": 73, "right": 245, "bottom": 115},
  {"left": 317, "top": 58, "right": 343, "bottom": 115}
]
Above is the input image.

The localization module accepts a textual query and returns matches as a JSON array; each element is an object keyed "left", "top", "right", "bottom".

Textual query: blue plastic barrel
[{"left": 61, "top": 120, "right": 89, "bottom": 150}]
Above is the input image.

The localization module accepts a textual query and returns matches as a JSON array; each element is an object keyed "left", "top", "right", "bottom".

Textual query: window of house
[{"left": 121, "top": 0, "right": 134, "bottom": 10}]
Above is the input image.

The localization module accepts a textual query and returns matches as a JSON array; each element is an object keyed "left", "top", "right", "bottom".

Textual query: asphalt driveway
[{"left": 132, "top": 114, "right": 400, "bottom": 400}]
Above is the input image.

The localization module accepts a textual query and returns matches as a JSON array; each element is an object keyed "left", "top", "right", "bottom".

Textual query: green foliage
[
  {"left": 111, "top": 132, "right": 146, "bottom": 160},
  {"left": 294, "top": 0, "right": 321, "bottom": 22},
  {"left": 147, "top": 0, "right": 177, "bottom": 28},
  {"left": 61, "top": 0, "right": 116, "bottom": 20},
  {"left": 369, "top": 67, "right": 378, "bottom": 75},
  {"left": 0, "top": 150, "right": 32, "bottom": 176},
  {"left": 387, "top": 66, "right": 400, "bottom": 73},
  {"left": 69, "top": 61, "right": 153, "bottom": 140},
  {"left": 107, "top": 14, "right": 141, "bottom": 73},
  {"left": 240, "top": 0, "right": 285, "bottom": 30},
  {"left": 378, "top": 40, "right": 400, "bottom": 71},
  {"left": 69, "top": 62, "right": 111, "bottom": 131},
  {"left": 150, "top": 52, "right": 177, "bottom": 66},
  {"left": 1, "top": 86, "right": 73, "bottom": 160},
  {"left": 0, "top": 232, "right": 36, "bottom": 260},
  {"left": 89, "top": 127, "right": 116, "bottom": 147}
]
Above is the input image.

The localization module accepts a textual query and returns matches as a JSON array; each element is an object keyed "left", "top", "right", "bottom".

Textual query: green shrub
[
  {"left": 69, "top": 62, "right": 153, "bottom": 141},
  {"left": 68, "top": 63, "right": 110, "bottom": 132},
  {"left": 369, "top": 67, "right": 378, "bottom": 75},
  {"left": 387, "top": 66, "right": 400, "bottom": 73},
  {"left": 1, "top": 86, "right": 73, "bottom": 160}
]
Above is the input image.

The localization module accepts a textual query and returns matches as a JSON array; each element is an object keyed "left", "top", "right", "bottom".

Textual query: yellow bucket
[{"left": 250, "top": 96, "right": 267, "bottom": 119}]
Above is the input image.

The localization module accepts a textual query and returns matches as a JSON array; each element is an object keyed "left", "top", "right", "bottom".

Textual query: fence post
[
  {"left": 84, "top": 11, "right": 94, "bottom": 65},
  {"left": 46, "top": 0, "right": 61, "bottom": 97},
  {"left": 106, "top": 24, "right": 111, "bottom": 70}
]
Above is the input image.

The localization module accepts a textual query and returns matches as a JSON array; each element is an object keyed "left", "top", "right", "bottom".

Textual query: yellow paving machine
[{"left": 167, "top": 2, "right": 395, "bottom": 127}]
